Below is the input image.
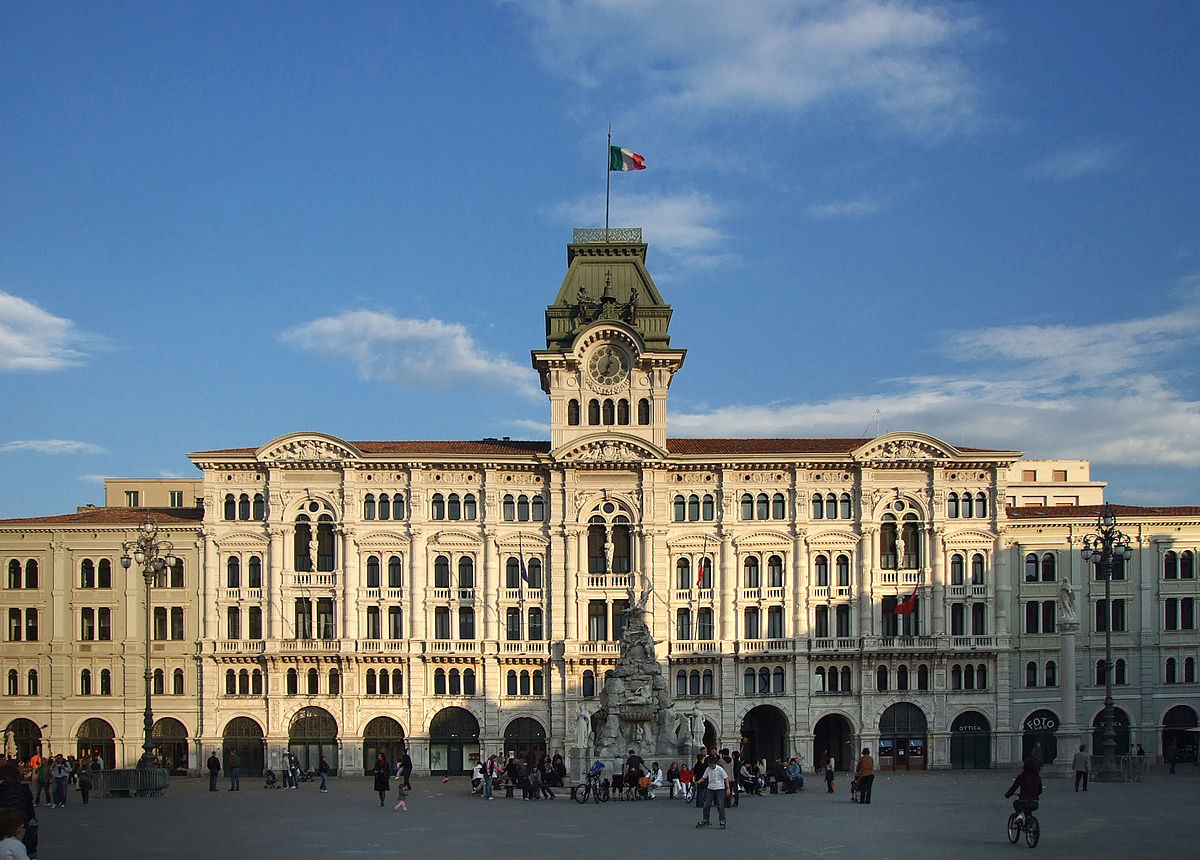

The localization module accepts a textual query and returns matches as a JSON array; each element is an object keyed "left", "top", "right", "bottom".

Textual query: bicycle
[
  {"left": 1006, "top": 805, "right": 1040, "bottom": 847},
  {"left": 574, "top": 771, "right": 610, "bottom": 804}
]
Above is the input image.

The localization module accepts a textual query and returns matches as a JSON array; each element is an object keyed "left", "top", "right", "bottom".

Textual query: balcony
[
  {"left": 218, "top": 588, "right": 262, "bottom": 601},
  {"left": 742, "top": 588, "right": 761, "bottom": 600},
  {"left": 811, "top": 586, "right": 830, "bottom": 599},
  {"left": 949, "top": 635, "right": 997, "bottom": 650},
  {"left": 586, "top": 574, "right": 632, "bottom": 589},
  {"left": 215, "top": 640, "right": 266, "bottom": 654},
  {"left": 426, "top": 640, "right": 480, "bottom": 655},
  {"left": 578, "top": 641, "right": 621, "bottom": 654},
  {"left": 738, "top": 639, "right": 793, "bottom": 655},
  {"left": 860, "top": 635, "right": 940, "bottom": 653},
  {"left": 358, "top": 640, "right": 409, "bottom": 653},
  {"left": 276, "top": 638, "right": 342, "bottom": 653},
  {"left": 766, "top": 587, "right": 786, "bottom": 600},
  {"left": 500, "top": 641, "right": 549, "bottom": 655},
  {"left": 288, "top": 572, "right": 336, "bottom": 588},
  {"left": 808, "top": 637, "right": 859, "bottom": 653},
  {"left": 669, "top": 640, "right": 720, "bottom": 656}
]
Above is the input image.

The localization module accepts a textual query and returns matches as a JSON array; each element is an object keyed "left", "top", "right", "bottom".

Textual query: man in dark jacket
[
  {"left": 206, "top": 751, "right": 221, "bottom": 791},
  {"left": 0, "top": 761, "right": 37, "bottom": 859},
  {"left": 400, "top": 749, "right": 413, "bottom": 790}
]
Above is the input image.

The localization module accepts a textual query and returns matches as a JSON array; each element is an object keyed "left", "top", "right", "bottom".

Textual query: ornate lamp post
[
  {"left": 121, "top": 515, "right": 176, "bottom": 771},
  {"left": 1080, "top": 503, "right": 1132, "bottom": 782}
]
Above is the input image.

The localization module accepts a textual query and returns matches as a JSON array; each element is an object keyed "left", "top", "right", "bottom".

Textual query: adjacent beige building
[{"left": 3, "top": 231, "right": 1198, "bottom": 776}]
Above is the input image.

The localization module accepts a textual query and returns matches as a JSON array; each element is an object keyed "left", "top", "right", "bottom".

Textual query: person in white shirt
[
  {"left": 696, "top": 755, "right": 729, "bottom": 828},
  {"left": 646, "top": 762, "right": 663, "bottom": 799},
  {"left": 471, "top": 761, "right": 484, "bottom": 794}
]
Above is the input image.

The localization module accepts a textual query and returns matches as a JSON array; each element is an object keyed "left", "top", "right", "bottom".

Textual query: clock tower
[{"left": 531, "top": 229, "right": 685, "bottom": 456}]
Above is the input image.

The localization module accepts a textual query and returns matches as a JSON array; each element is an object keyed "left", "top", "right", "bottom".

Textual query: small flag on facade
[
  {"left": 519, "top": 533, "right": 529, "bottom": 583},
  {"left": 696, "top": 557, "right": 706, "bottom": 588},
  {"left": 610, "top": 146, "right": 646, "bottom": 171}
]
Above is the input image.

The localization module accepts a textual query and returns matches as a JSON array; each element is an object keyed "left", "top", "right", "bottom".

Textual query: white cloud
[
  {"left": 673, "top": 281, "right": 1200, "bottom": 470},
  {"left": 549, "top": 190, "right": 734, "bottom": 273},
  {"left": 510, "top": 0, "right": 983, "bottom": 140},
  {"left": 807, "top": 196, "right": 885, "bottom": 219},
  {"left": 280, "top": 311, "right": 541, "bottom": 398},
  {"left": 1029, "top": 142, "right": 1123, "bottom": 181},
  {"left": 1, "top": 439, "right": 107, "bottom": 455},
  {"left": 0, "top": 291, "right": 90, "bottom": 371}
]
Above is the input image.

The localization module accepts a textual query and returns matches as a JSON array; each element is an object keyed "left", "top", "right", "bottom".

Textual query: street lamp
[
  {"left": 121, "top": 515, "right": 176, "bottom": 771},
  {"left": 1080, "top": 503, "right": 1132, "bottom": 782}
]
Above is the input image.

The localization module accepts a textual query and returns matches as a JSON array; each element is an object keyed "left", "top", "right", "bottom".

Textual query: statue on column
[
  {"left": 895, "top": 532, "right": 907, "bottom": 568},
  {"left": 1059, "top": 577, "right": 1078, "bottom": 624},
  {"left": 575, "top": 703, "right": 591, "bottom": 749}
]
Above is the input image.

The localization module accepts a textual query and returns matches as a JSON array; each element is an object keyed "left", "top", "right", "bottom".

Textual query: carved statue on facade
[
  {"left": 575, "top": 703, "right": 591, "bottom": 748},
  {"left": 1059, "top": 577, "right": 1078, "bottom": 623}
]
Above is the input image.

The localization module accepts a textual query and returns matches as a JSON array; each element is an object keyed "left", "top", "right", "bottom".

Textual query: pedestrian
[
  {"left": 227, "top": 749, "right": 241, "bottom": 791},
  {"left": 824, "top": 753, "right": 836, "bottom": 793},
  {"left": 693, "top": 752, "right": 708, "bottom": 809},
  {"left": 206, "top": 750, "right": 220, "bottom": 791},
  {"left": 399, "top": 748, "right": 413, "bottom": 791},
  {"left": 1031, "top": 741, "right": 1044, "bottom": 773},
  {"left": 49, "top": 755, "right": 69, "bottom": 808},
  {"left": 318, "top": 756, "right": 329, "bottom": 793},
  {"left": 1072, "top": 744, "right": 1089, "bottom": 792},
  {"left": 0, "top": 763, "right": 36, "bottom": 859},
  {"left": 483, "top": 754, "right": 499, "bottom": 800},
  {"left": 695, "top": 755, "right": 729, "bottom": 829},
  {"left": 855, "top": 747, "right": 875, "bottom": 804},
  {"left": 393, "top": 758, "right": 408, "bottom": 810},
  {"left": 77, "top": 760, "right": 92, "bottom": 806},
  {"left": 288, "top": 752, "right": 301, "bottom": 789},
  {"left": 372, "top": 754, "right": 390, "bottom": 807},
  {"left": 32, "top": 760, "right": 50, "bottom": 809},
  {"left": 0, "top": 807, "right": 29, "bottom": 860}
]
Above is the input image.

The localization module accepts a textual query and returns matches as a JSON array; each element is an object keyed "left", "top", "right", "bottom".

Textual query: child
[{"left": 0, "top": 808, "right": 29, "bottom": 860}]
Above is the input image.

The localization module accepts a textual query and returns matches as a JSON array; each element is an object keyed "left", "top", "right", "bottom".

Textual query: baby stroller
[
  {"left": 849, "top": 775, "right": 861, "bottom": 803},
  {"left": 264, "top": 769, "right": 279, "bottom": 789}
]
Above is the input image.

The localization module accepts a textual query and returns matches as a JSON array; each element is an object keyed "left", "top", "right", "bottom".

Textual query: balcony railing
[
  {"left": 669, "top": 640, "right": 720, "bottom": 655},
  {"left": 426, "top": 640, "right": 480, "bottom": 654},
  {"left": 501, "top": 641, "right": 549, "bottom": 655},
  {"left": 578, "top": 641, "right": 621, "bottom": 654},
  {"left": 808, "top": 637, "right": 859, "bottom": 652}
]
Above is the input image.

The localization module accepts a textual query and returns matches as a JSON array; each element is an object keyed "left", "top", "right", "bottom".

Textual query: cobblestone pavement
[{"left": 35, "top": 766, "right": 1200, "bottom": 859}]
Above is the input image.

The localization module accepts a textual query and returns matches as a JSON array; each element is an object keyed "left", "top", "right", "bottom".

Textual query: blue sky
[{"left": 2, "top": 1, "right": 1199, "bottom": 518}]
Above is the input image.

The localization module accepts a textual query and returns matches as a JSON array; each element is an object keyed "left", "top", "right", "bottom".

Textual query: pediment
[
  {"left": 358, "top": 531, "right": 410, "bottom": 548},
  {"left": 496, "top": 534, "right": 550, "bottom": 553},
  {"left": 554, "top": 435, "right": 664, "bottom": 464},
  {"left": 805, "top": 530, "right": 859, "bottom": 547},
  {"left": 429, "top": 530, "right": 481, "bottom": 548},
  {"left": 733, "top": 531, "right": 791, "bottom": 549},
  {"left": 213, "top": 531, "right": 268, "bottom": 550},
  {"left": 257, "top": 432, "right": 361, "bottom": 463},
  {"left": 853, "top": 433, "right": 956, "bottom": 463},
  {"left": 665, "top": 532, "right": 720, "bottom": 552},
  {"left": 944, "top": 530, "right": 997, "bottom": 546}
]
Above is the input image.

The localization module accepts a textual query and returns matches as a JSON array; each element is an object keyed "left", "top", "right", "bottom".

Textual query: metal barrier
[{"left": 95, "top": 768, "right": 170, "bottom": 797}]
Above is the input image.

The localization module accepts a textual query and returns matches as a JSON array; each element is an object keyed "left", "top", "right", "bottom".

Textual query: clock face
[{"left": 587, "top": 344, "right": 631, "bottom": 387}]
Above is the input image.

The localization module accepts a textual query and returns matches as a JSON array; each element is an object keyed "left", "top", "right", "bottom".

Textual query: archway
[
  {"left": 1021, "top": 708, "right": 1059, "bottom": 766},
  {"left": 4, "top": 719, "right": 43, "bottom": 762},
  {"left": 950, "top": 711, "right": 991, "bottom": 769},
  {"left": 151, "top": 717, "right": 189, "bottom": 774},
  {"left": 362, "top": 716, "right": 406, "bottom": 776},
  {"left": 812, "top": 713, "right": 855, "bottom": 772},
  {"left": 1090, "top": 707, "right": 1132, "bottom": 757},
  {"left": 289, "top": 706, "right": 339, "bottom": 774},
  {"left": 504, "top": 717, "right": 547, "bottom": 768},
  {"left": 222, "top": 716, "right": 265, "bottom": 777},
  {"left": 740, "top": 705, "right": 788, "bottom": 765},
  {"left": 1162, "top": 705, "right": 1198, "bottom": 764},
  {"left": 429, "top": 706, "right": 479, "bottom": 775},
  {"left": 76, "top": 718, "right": 116, "bottom": 769},
  {"left": 879, "top": 703, "right": 928, "bottom": 771}
]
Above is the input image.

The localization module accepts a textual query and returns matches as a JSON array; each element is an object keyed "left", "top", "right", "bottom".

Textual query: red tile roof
[
  {"left": 1007, "top": 504, "right": 1200, "bottom": 520},
  {"left": 0, "top": 507, "right": 204, "bottom": 526}
]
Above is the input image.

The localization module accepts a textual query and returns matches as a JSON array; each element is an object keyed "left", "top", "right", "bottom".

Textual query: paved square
[{"left": 36, "top": 767, "right": 1200, "bottom": 859}]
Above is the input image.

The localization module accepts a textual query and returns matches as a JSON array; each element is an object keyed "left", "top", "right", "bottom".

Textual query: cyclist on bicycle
[{"left": 1004, "top": 759, "right": 1042, "bottom": 817}]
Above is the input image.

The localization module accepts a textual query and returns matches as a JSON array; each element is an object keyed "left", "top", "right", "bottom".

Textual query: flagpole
[{"left": 605, "top": 127, "right": 612, "bottom": 241}]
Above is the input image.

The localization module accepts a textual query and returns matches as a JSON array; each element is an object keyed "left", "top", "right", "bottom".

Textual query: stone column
[
  {"left": 931, "top": 527, "right": 945, "bottom": 633},
  {"left": 564, "top": 529, "right": 579, "bottom": 642},
  {"left": 268, "top": 526, "right": 285, "bottom": 640}
]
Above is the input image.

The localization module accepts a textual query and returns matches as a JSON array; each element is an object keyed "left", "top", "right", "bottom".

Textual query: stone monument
[{"left": 591, "top": 585, "right": 680, "bottom": 765}]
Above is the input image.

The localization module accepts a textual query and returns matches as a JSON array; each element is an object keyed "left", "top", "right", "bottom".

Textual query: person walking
[
  {"left": 372, "top": 754, "right": 390, "bottom": 807},
  {"left": 1072, "top": 744, "right": 1089, "bottom": 791},
  {"left": 695, "top": 755, "right": 729, "bottom": 829},
  {"left": 31, "top": 761, "right": 50, "bottom": 809},
  {"left": 823, "top": 753, "right": 836, "bottom": 794},
  {"left": 399, "top": 748, "right": 413, "bottom": 791},
  {"left": 855, "top": 747, "right": 875, "bottom": 804},
  {"left": 206, "top": 751, "right": 220, "bottom": 791},
  {"left": 317, "top": 756, "right": 329, "bottom": 793},
  {"left": 49, "top": 756, "right": 69, "bottom": 809},
  {"left": 483, "top": 754, "right": 499, "bottom": 800},
  {"left": 76, "top": 759, "right": 93, "bottom": 806},
  {"left": 227, "top": 749, "right": 241, "bottom": 791},
  {"left": 692, "top": 753, "right": 708, "bottom": 810}
]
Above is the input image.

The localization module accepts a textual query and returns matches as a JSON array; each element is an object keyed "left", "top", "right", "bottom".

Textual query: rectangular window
[
  {"left": 169, "top": 490, "right": 184, "bottom": 507},
  {"left": 8, "top": 608, "right": 21, "bottom": 642},
  {"left": 294, "top": 598, "right": 312, "bottom": 639},
  {"left": 434, "top": 606, "right": 450, "bottom": 640},
  {"left": 316, "top": 598, "right": 335, "bottom": 639},
  {"left": 767, "top": 606, "right": 784, "bottom": 639},
  {"left": 169, "top": 560, "right": 183, "bottom": 589},
  {"left": 971, "top": 603, "right": 986, "bottom": 635},
  {"left": 506, "top": 608, "right": 522, "bottom": 641},
  {"left": 153, "top": 606, "right": 167, "bottom": 640},
  {"left": 24, "top": 609, "right": 38, "bottom": 642},
  {"left": 587, "top": 601, "right": 606, "bottom": 641},
  {"left": 1042, "top": 600, "right": 1055, "bottom": 634},
  {"left": 1052, "top": 470, "right": 1068, "bottom": 482},
  {"left": 388, "top": 606, "right": 403, "bottom": 639},
  {"left": 1111, "top": 598, "right": 1126, "bottom": 632},
  {"left": 1166, "top": 597, "right": 1179, "bottom": 631},
  {"left": 1025, "top": 601, "right": 1039, "bottom": 634},
  {"left": 170, "top": 606, "right": 184, "bottom": 640},
  {"left": 951, "top": 603, "right": 965, "bottom": 636},
  {"left": 125, "top": 490, "right": 140, "bottom": 507},
  {"left": 1022, "top": 470, "right": 1037, "bottom": 482},
  {"left": 458, "top": 607, "right": 475, "bottom": 639},
  {"left": 98, "top": 607, "right": 111, "bottom": 641},
  {"left": 365, "top": 606, "right": 381, "bottom": 639},
  {"left": 743, "top": 608, "right": 760, "bottom": 640},
  {"left": 835, "top": 604, "right": 851, "bottom": 638},
  {"left": 814, "top": 605, "right": 829, "bottom": 638},
  {"left": 82, "top": 607, "right": 96, "bottom": 641},
  {"left": 248, "top": 606, "right": 262, "bottom": 639},
  {"left": 227, "top": 607, "right": 241, "bottom": 639},
  {"left": 696, "top": 608, "right": 714, "bottom": 640},
  {"left": 676, "top": 609, "right": 691, "bottom": 641},
  {"left": 1183, "top": 597, "right": 1195, "bottom": 631}
]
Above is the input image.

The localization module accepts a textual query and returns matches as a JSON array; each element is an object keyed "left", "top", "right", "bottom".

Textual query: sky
[{"left": 2, "top": 0, "right": 1199, "bottom": 518}]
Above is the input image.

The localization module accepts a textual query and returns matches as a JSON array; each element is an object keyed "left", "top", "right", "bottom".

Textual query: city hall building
[{"left": 3, "top": 230, "right": 1199, "bottom": 776}]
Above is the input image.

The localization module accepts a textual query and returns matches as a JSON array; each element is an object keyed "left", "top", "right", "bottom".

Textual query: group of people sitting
[
  {"left": 471, "top": 752, "right": 567, "bottom": 800},
  {"left": 665, "top": 750, "right": 806, "bottom": 803}
]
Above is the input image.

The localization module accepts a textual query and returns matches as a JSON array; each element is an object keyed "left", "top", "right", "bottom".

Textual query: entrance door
[
  {"left": 447, "top": 744, "right": 464, "bottom": 774},
  {"left": 812, "top": 714, "right": 854, "bottom": 772},
  {"left": 950, "top": 711, "right": 992, "bottom": 769},
  {"left": 878, "top": 703, "right": 928, "bottom": 772}
]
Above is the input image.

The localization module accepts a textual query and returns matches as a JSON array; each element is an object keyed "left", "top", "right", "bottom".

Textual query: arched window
[
  {"left": 951, "top": 554, "right": 965, "bottom": 586},
  {"left": 1024, "top": 553, "right": 1038, "bottom": 582},
  {"left": 1183, "top": 551, "right": 1196, "bottom": 579},
  {"left": 1165, "top": 551, "right": 1178, "bottom": 579},
  {"left": 676, "top": 558, "right": 691, "bottom": 591},
  {"left": 815, "top": 555, "right": 829, "bottom": 587},
  {"left": 758, "top": 495, "right": 773, "bottom": 521},
  {"left": 461, "top": 492, "right": 474, "bottom": 521},
  {"left": 253, "top": 493, "right": 265, "bottom": 519},
  {"left": 519, "top": 670, "right": 531, "bottom": 696},
  {"left": 1041, "top": 552, "right": 1056, "bottom": 582},
  {"left": 772, "top": 493, "right": 786, "bottom": 519},
  {"left": 827, "top": 664, "right": 839, "bottom": 692},
  {"left": 951, "top": 664, "right": 962, "bottom": 690},
  {"left": 963, "top": 663, "right": 975, "bottom": 690},
  {"left": 173, "top": 667, "right": 184, "bottom": 695},
  {"left": 840, "top": 666, "right": 852, "bottom": 692},
  {"left": 947, "top": 492, "right": 959, "bottom": 518},
  {"left": 897, "top": 664, "right": 909, "bottom": 691},
  {"left": 378, "top": 494, "right": 391, "bottom": 520},
  {"left": 588, "top": 399, "right": 600, "bottom": 425},
  {"left": 531, "top": 495, "right": 544, "bottom": 521},
  {"left": 238, "top": 494, "right": 250, "bottom": 520},
  {"left": 583, "top": 670, "right": 596, "bottom": 698},
  {"left": 568, "top": 399, "right": 581, "bottom": 425},
  {"left": 533, "top": 670, "right": 544, "bottom": 695},
  {"left": 876, "top": 665, "right": 888, "bottom": 691},
  {"left": 743, "top": 668, "right": 755, "bottom": 695},
  {"left": 602, "top": 399, "right": 615, "bottom": 425},
  {"left": 81, "top": 559, "right": 95, "bottom": 588},
  {"left": 388, "top": 556, "right": 403, "bottom": 589},
  {"left": 637, "top": 398, "right": 651, "bottom": 425},
  {"left": 976, "top": 493, "right": 988, "bottom": 518},
  {"left": 916, "top": 664, "right": 929, "bottom": 690},
  {"left": 27, "top": 669, "right": 37, "bottom": 696},
  {"left": 435, "top": 669, "right": 447, "bottom": 695},
  {"left": 971, "top": 554, "right": 985, "bottom": 585},
  {"left": 293, "top": 514, "right": 312, "bottom": 572},
  {"left": 840, "top": 493, "right": 852, "bottom": 520},
  {"left": 366, "top": 670, "right": 377, "bottom": 695},
  {"left": 688, "top": 670, "right": 701, "bottom": 696},
  {"left": 772, "top": 666, "right": 785, "bottom": 693},
  {"left": 836, "top": 555, "right": 850, "bottom": 588},
  {"left": 379, "top": 669, "right": 390, "bottom": 694},
  {"left": 434, "top": 556, "right": 450, "bottom": 589},
  {"left": 961, "top": 492, "right": 973, "bottom": 518},
  {"left": 447, "top": 494, "right": 461, "bottom": 520},
  {"left": 673, "top": 495, "right": 685, "bottom": 521},
  {"left": 247, "top": 556, "right": 262, "bottom": 589},
  {"left": 702, "top": 669, "right": 714, "bottom": 695},
  {"left": 825, "top": 493, "right": 837, "bottom": 520},
  {"left": 6, "top": 669, "right": 16, "bottom": 696},
  {"left": 287, "top": 668, "right": 298, "bottom": 694},
  {"left": 224, "top": 494, "right": 236, "bottom": 520},
  {"left": 811, "top": 493, "right": 823, "bottom": 519},
  {"left": 1045, "top": 661, "right": 1057, "bottom": 687},
  {"left": 431, "top": 494, "right": 445, "bottom": 520},
  {"left": 1026, "top": 662, "right": 1038, "bottom": 687},
  {"left": 462, "top": 668, "right": 474, "bottom": 695},
  {"left": 744, "top": 557, "right": 760, "bottom": 589},
  {"left": 814, "top": 667, "right": 826, "bottom": 692},
  {"left": 503, "top": 495, "right": 516, "bottom": 521},
  {"left": 769, "top": 555, "right": 785, "bottom": 588},
  {"left": 688, "top": 495, "right": 701, "bottom": 521},
  {"left": 226, "top": 556, "right": 240, "bottom": 589},
  {"left": 306, "top": 667, "right": 319, "bottom": 694},
  {"left": 238, "top": 669, "right": 249, "bottom": 695},
  {"left": 225, "top": 669, "right": 236, "bottom": 695},
  {"left": 742, "top": 494, "right": 754, "bottom": 520},
  {"left": 449, "top": 668, "right": 461, "bottom": 695},
  {"left": 702, "top": 495, "right": 715, "bottom": 521},
  {"left": 80, "top": 669, "right": 92, "bottom": 696},
  {"left": 517, "top": 495, "right": 530, "bottom": 521},
  {"left": 366, "top": 556, "right": 381, "bottom": 589},
  {"left": 617, "top": 399, "right": 630, "bottom": 425},
  {"left": 758, "top": 667, "right": 770, "bottom": 693},
  {"left": 527, "top": 558, "right": 543, "bottom": 589}
]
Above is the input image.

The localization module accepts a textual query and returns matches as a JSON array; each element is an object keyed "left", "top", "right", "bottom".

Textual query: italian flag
[{"left": 610, "top": 146, "right": 646, "bottom": 171}]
